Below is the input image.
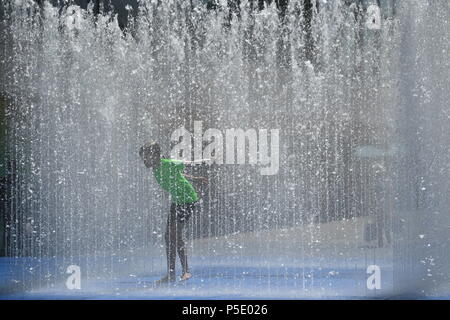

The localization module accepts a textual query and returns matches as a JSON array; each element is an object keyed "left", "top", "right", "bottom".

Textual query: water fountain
[{"left": 0, "top": 0, "right": 448, "bottom": 298}]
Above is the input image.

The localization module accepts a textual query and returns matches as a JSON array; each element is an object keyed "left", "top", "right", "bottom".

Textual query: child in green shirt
[{"left": 139, "top": 141, "right": 207, "bottom": 284}]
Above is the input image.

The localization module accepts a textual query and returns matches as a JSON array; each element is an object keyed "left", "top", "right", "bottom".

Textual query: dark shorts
[{"left": 170, "top": 202, "right": 197, "bottom": 224}]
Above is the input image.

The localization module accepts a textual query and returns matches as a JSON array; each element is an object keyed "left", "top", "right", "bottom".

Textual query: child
[{"left": 139, "top": 141, "right": 207, "bottom": 284}]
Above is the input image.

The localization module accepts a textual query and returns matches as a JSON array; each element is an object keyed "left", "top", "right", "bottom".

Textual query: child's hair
[{"left": 139, "top": 141, "right": 161, "bottom": 160}]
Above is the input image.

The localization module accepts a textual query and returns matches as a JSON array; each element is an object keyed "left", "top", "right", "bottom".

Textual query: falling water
[{"left": 0, "top": 0, "right": 448, "bottom": 298}]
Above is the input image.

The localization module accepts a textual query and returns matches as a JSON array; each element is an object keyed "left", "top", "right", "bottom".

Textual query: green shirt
[{"left": 153, "top": 159, "right": 199, "bottom": 205}]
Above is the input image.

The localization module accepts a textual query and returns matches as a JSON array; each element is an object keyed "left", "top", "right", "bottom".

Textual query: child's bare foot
[
  {"left": 180, "top": 272, "right": 192, "bottom": 281},
  {"left": 155, "top": 274, "right": 176, "bottom": 285}
]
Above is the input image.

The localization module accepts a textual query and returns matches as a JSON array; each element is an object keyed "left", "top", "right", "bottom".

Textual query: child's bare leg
[
  {"left": 176, "top": 203, "right": 195, "bottom": 281},
  {"left": 163, "top": 204, "right": 177, "bottom": 281},
  {"left": 176, "top": 220, "right": 189, "bottom": 275}
]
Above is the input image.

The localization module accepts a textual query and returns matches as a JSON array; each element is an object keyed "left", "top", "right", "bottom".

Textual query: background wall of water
[
  {"left": 392, "top": 0, "right": 450, "bottom": 296},
  {"left": 0, "top": 0, "right": 448, "bottom": 297}
]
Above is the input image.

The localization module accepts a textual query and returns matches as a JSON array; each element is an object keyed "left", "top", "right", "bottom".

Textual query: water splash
[{"left": 0, "top": 0, "right": 448, "bottom": 298}]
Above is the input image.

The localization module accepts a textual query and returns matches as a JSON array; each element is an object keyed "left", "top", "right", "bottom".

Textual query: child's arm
[
  {"left": 184, "top": 174, "right": 208, "bottom": 184},
  {"left": 175, "top": 159, "right": 212, "bottom": 165}
]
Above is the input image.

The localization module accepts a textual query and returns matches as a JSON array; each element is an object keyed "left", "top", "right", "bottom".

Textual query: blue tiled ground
[
  {"left": 1, "top": 255, "right": 448, "bottom": 299},
  {"left": 0, "top": 256, "right": 399, "bottom": 299}
]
